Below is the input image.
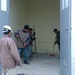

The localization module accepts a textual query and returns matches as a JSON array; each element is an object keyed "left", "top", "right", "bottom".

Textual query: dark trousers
[{"left": 58, "top": 43, "right": 60, "bottom": 51}]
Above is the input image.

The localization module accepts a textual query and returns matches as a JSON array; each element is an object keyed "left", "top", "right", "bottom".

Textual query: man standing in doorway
[
  {"left": 53, "top": 28, "right": 60, "bottom": 51},
  {"left": 29, "top": 28, "right": 36, "bottom": 58}
]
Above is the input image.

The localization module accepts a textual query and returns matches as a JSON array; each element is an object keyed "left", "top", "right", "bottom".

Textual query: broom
[{"left": 50, "top": 43, "right": 56, "bottom": 56}]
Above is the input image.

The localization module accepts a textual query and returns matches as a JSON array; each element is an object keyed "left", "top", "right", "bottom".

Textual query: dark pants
[{"left": 58, "top": 43, "right": 60, "bottom": 51}]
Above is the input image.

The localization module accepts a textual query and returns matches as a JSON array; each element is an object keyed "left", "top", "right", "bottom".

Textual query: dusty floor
[{"left": 2, "top": 53, "right": 60, "bottom": 75}]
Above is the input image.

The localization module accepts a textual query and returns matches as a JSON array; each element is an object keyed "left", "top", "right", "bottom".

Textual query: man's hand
[
  {"left": 24, "top": 43, "right": 26, "bottom": 47},
  {"left": 17, "top": 60, "right": 22, "bottom": 66},
  {"left": 14, "top": 32, "right": 19, "bottom": 38},
  {"left": 16, "top": 34, "right": 19, "bottom": 38},
  {"left": 18, "top": 63, "right": 22, "bottom": 66},
  {"left": 32, "top": 37, "right": 36, "bottom": 41}
]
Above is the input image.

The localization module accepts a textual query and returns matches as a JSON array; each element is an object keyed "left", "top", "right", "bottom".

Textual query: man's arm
[
  {"left": 54, "top": 35, "right": 58, "bottom": 45},
  {"left": 9, "top": 39, "right": 22, "bottom": 65}
]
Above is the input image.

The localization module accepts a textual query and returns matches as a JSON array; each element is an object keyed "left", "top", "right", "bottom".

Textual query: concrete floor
[{"left": 3, "top": 53, "right": 60, "bottom": 75}]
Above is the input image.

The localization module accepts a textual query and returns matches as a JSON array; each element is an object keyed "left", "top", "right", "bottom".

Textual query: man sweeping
[{"left": 53, "top": 28, "right": 60, "bottom": 51}]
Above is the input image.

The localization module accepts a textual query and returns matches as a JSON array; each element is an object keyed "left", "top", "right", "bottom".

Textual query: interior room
[
  {"left": 9, "top": 0, "right": 60, "bottom": 75},
  {"left": 10, "top": 0, "right": 60, "bottom": 54}
]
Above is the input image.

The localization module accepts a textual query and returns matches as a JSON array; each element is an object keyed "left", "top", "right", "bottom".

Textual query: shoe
[
  {"left": 17, "top": 74, "right": 25, "bottom": 75},
  {"left": 24, "top": 61, "right": 30, "bottom": 64}
]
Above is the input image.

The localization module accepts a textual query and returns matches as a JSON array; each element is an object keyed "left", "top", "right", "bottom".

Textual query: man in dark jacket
[
  {"left": 53, "top": 28, "right": 60, "bottom": 51},
  {"left": 29, "top": 28, "right": 36, "bottom": 57}
]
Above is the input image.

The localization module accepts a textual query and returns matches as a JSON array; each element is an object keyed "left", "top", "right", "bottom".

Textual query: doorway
[
  {"left": 0, "top": 0, "right": 71, "bottom": 75},
  {"left": 9, "top": 0, "right": 60, "bottom": 75},
  {"left": 10, "top": 0, "right": 60, "bottom": 55}
]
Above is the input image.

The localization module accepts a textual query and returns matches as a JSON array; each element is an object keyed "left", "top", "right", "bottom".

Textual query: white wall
[
  {"left": 26, "top": 0, "right": 60, "bottom": 53},
  {"left": 10, "top": 0, "right": 27, "bottom": 31},
  {"left": 10, "top": 0, "right": 60, "bottom": 53}
]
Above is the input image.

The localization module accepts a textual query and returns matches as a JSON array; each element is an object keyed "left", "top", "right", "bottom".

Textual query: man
[
  {"left": 15, "top": 25, "right": 30, "bottom": 64},
  {"left": 29, "top": 28, "right": 36, "bottom": 57},
  {"left": 0, "top": 25, "right": 22, "bottom": 75},
  {"left": 53, "top": 28, "right": 60, "bottom": 51}
]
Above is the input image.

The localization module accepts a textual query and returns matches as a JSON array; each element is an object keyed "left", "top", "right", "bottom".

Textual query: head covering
[
  {"left": 29, "top": 28, "right": 33, "bottom": 31},
  {"left": 24, "top": 25, "right": 29, "bottom": 29},
  {"left": 53, "top": 28, "right": 58, "bottom": 32},
  {"left": 3, "top": 25, "right": 12, "bottom": 33}
]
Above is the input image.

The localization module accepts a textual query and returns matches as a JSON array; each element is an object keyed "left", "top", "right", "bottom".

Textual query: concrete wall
[
  {"left": 71, "top": 0, "right": 75, "bottom": 75},
  {"left": 10, "top": 0, "right": 27, "bottom": 31},
  {"left": 10, "top": 0, "right": 60, "bottom": 53}
]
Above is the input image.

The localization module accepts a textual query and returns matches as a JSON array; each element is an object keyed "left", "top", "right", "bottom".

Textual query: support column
[{"left": 71, "top": 0, "right": 75, "bottom": 75}]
